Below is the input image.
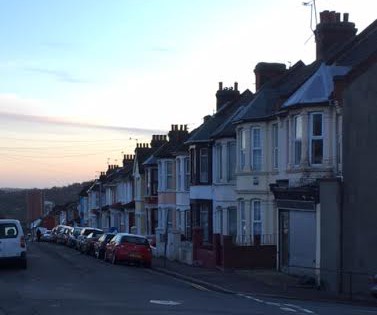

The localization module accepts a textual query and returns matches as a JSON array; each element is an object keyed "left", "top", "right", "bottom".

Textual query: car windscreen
[
  {"left": 121, "top": 235, "right": 149, "bottom": 245},
  {"left": 0, "top": 223, "right": 19, "bottom": 239}
]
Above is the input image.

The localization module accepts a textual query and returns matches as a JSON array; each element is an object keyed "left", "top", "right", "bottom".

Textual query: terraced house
[{"left": 77, "top": 9, "right": 377, "bottom": 297}]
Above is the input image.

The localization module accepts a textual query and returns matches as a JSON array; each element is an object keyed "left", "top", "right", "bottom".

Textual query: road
[{"left": 0, "top": 242, "right": 376, "bottom": 315}]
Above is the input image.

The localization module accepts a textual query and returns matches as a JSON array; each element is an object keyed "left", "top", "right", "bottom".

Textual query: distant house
[{"left": 153, "top": 124, "right": 190, "bottom": 260}]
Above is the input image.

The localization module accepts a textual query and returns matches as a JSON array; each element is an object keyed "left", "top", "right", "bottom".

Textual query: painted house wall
[
  {"left": 212, "top": 138, "right": 238, "bottom": 236},
  {"left": 342, "top": 63, "right": 377, "bottom": 295}
]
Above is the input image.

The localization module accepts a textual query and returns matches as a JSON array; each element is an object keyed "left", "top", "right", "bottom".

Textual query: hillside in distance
[{"left": 0, "top": 182, "right": 90, "bottom": 223}]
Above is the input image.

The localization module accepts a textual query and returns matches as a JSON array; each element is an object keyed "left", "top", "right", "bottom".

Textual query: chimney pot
[
  {"left": 343, "top": 13, "right": 349, "bottom": 22},
  {"left": 234, "top": 82, "right": 238, "bottom": 91},
  {"left": 219, "top": 82, "right": 223, "bottom": 90}
]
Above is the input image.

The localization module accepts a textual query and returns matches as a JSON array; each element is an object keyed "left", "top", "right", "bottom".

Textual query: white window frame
[
  {"left": 239, "top": 129, "right": 246, "bottom": 170},
  {"left": 294, "top": 115, "right": 302, "bottom": 165},
  {"left": 227, "top": 141, "right": 236, "bottom": 181},
  {"left": 166, "top": 161, "right": 173, "bottom": 190},
  {"left": 251, "top": 199, "right": 262, "bottom": 243},
  {"left": 251, "top": 127, "right": 262, "bottom": 171},
  {"left": 199, "top": 148, "right": 209, "bottom": 183},
  {"left": 272, "top": 123, "right": 279, "bottom": 169},
  {"left": 215, "top": 144, "right": 223, "bottom": 182},
  {"left": 176, "top": 159, "right": 181, "bottom": 192},
  {"left": 184, "top": 157, "right": 190, "bottom": 191},
  {"left": 239, "top": 200, "right": 246, "bottom": 243},
  {"left": 309, "top": 112, "right": 324, "bottom": 165}
]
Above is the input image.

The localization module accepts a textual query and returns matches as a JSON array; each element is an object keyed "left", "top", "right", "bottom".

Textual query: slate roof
[
  {"left": 186, "top": 90, "right": 254, "bottom": 144},
  {"left": 282, "top": 64, "right": 351, "bottom": 108},
  {"left": 329, "top": 19, "right": 377, "bottom": 67},
  {"left": 233, "top": 61, "right": 320, "bottom": 123},
  {"left": 153, "top": 133, "right": 191, "bottom": 159},
  {"left": 211, "top": 90, "right": 254, "bottom": 139}
]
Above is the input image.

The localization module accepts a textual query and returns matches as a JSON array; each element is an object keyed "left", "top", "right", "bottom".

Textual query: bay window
[
  {"left": 227, "top": 141, "right": 236, "bottom": 180},
  {"left": 294, "top": 115, "right": 302, "bottom": 165},
  {"left": 251, "top": 127, "right": 262, "bottom": 171},
  {"left": 166, "top": 161, "right": 173, "bottom": 190},
  {"left": 272, "top": 123, "right": 279, "bottom": 169},
  {"left": 239, "top": 129, "right": 246, "bottom": 169},
  {"left": 200, "top": 148, "right": 209, "bottom": 183},
  {"left": 310, "top": 112, "right": 323, "bottom": 165},
  {"left": 251, "top": 199, "right": 262, "bottom": 244}
]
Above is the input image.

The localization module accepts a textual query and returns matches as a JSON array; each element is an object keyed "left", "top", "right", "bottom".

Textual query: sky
[{"left": 0, "top": 0, "right": 375, "bottom": 189}]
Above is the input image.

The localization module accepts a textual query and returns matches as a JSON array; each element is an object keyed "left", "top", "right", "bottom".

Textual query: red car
[{"left": 104, "top": 233, "right": 152, "bottom": 268}]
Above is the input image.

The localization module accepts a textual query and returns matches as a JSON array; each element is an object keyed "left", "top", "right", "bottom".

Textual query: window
[
  {"left": 215, "top": 144, "right": 223, "bottom": 182},
  {"left": 190, "top": 149, "right": 196, "bottom": 184},
  {"left": 158, "top": 161, "right": 162, "bottom": 190},
  {"left": 228, "top": 207, "right": 237, "bottom": 237},
  {"left": 176, "top": 159, "right": 181, "bottom": 191},
  {"left": 239, "top": 129, "right": 246, "bottom": 169},
  {"left": 227, "top": 141, "right": 236, "bottom": 180},
  {"left": 294, "top": 116, "right": 302, "bottom": 165},
  {"left": 185, "top": 209, "right": 192, "bottom": 240},
  {"left": 272, "top": 123, "right": 279, "bottom": 169},
  {"left": 251, "top": 200, "right": 262, "bottom": 244},
  {"left": 152, "top": 168, "right": 158, "bottom": 195},
  {"left": 200, "top": 148, "right": 209, "bottom": 183},
  {"left": 215, "top": 207, "right": 223, "bottom": 234},
  {"left": 239, "top": 200, "right": 246, "bottom": 242},
  {"left": 310, "top": 112, "right": 323, "bottom": 165},
  {"left": 184, "top": 158, "right": 190, "bottom": 190},
  {"left": 251, "top": 127, "right": 262, "bottom": 171},
  {"left": 200, "top": 204, "right": 210, "bottom": 242},
  {"left": 166, "top": 161, "right": 173, "bottom": 190},
  {"left": 0, "top": 223, "right": 18, "bottom": 239}
]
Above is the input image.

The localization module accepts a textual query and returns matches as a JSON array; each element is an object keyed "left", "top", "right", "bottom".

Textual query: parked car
[
  {"left": 56, "top": 226, "right": 73, "bottom": 245},
  {"left": 94, "top": 233, "right": 116, "bottom": 259},
  {"left": 369, "top": 274, "right": 377, "bottom": 298},
  {"left": 104, "top": 233, "right": 152, "bottom": 267},
  {"left": 52, "top": 225, "right": 69, "bottom": 243},
  {"left": 76, "top": 227, "right": 103, "bottom": 251},
  {"left": 41, "top": 230, "right": 53, "bottom": 242},
  {"left": 80, "top": 230, "right": 104, "bottom": 255},
  {"left": 66, "top": 226, "right": 84, "bottom": 248},
  {"left": 0, "top": 219, "right": 27, "bottom": 269}
]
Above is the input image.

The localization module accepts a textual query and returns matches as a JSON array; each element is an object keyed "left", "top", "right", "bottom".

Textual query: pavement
[{"left": 151, "top": 256, "right": 377, "bottom": 306}]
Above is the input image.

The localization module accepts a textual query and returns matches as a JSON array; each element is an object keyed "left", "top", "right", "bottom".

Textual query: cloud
[
  {"left": 23, "top": 67, "right": 86, "bottom": 83},
  {"left": 0, "top": 111, "right": 165, "bottom": 134}
]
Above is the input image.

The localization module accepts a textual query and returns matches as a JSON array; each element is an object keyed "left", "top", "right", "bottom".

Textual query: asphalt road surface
[{"left": 0, "top": 242, "right": 377, "bottom": 315}]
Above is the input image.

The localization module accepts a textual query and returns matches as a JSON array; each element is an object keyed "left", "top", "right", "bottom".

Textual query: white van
[{"left": 0, "top": 219, "right": 27, "bottom": 269}]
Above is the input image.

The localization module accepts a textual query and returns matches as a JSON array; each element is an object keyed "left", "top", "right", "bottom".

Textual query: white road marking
[
  {"left": 280, "top": 307, "right": 297, "bottom": 312},
  {"left": 149, "top": 300, "right": 181, "bottom": 306},
  {"left": 190, "top": 283, "right": 210, "bottom": 291},
  {"left": 265, "top": 302, "right": 282, "bottom": 306}
]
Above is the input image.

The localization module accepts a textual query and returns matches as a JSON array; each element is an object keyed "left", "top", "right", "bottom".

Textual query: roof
[
  {"left": 329, "top": 19, "right": 377, "bottom": 67},
  {"left": 186, "top": 91, "right": 253, "bottom": 144},
  {"left": 282, "top": 63, "right": 351, "bottom": 108},
  {"left": 211, "top": 90, "right": 254, "bottom": 139},
  {"left": 233, "top": 61, "right": 320, "bottom": 123},
  {"left": 152, "top": 129, "right": 190, "bottom": 159}
]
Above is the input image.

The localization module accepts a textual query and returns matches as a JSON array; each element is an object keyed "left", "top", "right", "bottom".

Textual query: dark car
[
  {"left": 76, "top": 227, "right": 103, "bottom": 251},
  {"left": 94, "top": 233, "right": 116, "bottom": 259},
  {"left": 104, "top": 233, "right": 152, "bottom": 267},
  {"left": 80, "top": 230, "right": 104, "bottom": 255}
]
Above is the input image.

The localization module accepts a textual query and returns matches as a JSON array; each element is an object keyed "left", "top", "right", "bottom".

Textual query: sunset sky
[{"left": 0, "top": 0, "right": 375, "bottom": 188}]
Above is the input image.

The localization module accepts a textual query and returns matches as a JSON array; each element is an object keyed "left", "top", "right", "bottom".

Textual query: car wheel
[
  {"left": 111, "top": 252, "right": 117, "bottom": 265},
  {"left": 20, "top": 259, "right": 27, "bottom": 269},
  {"left": 144, "top": 261, "right": 151, "bottom": 268}
]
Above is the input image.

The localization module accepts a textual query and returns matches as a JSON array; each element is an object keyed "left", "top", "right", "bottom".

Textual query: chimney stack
[
  {"left": 215, "top": 82, "right": 240, "bottom": 111},
  {"left": 254, "top": 62, "right": 286, "bottom": 91},
  {"left": 314, "top": 11, "right": 357, "bottom": 60}
]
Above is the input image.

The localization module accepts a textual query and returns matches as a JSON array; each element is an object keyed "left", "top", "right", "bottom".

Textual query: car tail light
[{"left": 20, "top": 236, "right": 26, "bottom": 248}]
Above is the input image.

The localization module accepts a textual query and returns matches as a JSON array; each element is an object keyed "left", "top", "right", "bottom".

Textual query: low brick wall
[{"left": 222, "top": 236, "right": 276, "bottom": 269}]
